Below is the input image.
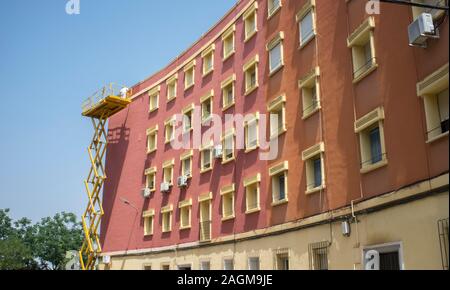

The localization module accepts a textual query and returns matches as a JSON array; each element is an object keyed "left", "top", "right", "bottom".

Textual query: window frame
[
  {"left": 269, "top": 161, "right": 289, "bottom": 206},
  {"left": 220, "top": 184, "right": 236, "bottom": 221},
  {"left": 222, "top": 25, "right": 236, "bottom": 61},
  {"left": 243, "top": 2, "right": 258, "bottom": 42},
  {"left": 221, "top": 129, "right": 235, "bottom": 164},
  {"left": 355, "top": 107, "right": 388, "bottom": 174},
  {"left": 266, "top": 32, "right": 285, "bottom": 76},
  {"left": 148, "top": 85, "right": 160, "bottom": 113},
  {"left": 200, "top": 141, "right": 214, "bottom": 173},
  {"left": 243, "top": 55, "right": 259, "bottom": 96},
  {"left": 166, "top": 74, "right": 178, "bottom": 102},
  {"left": 178, "top": 199, "right": 192, "bottom": 230},
  {"left": 146, "top": 125, "right": 158, "bottom": 154},
  {"left": 164, "top": 116, "right": 175, "bottom": 144},
  {"left": 268, "top": 95, "right": 287, "bottom": 139},
  {"left": 268, "top": 0, "right": 282, "bottom": 19},
  {"left": 244, "top": 174, "right": 261, "bottom": 214},
  {"left": 302, "top": 142, "right": 326, "bottom": 195},
  {"left": 182, "top": 103, "right": 195, "bottom": 133},
  {"left": 183, "top": 60, "right": 196, "bottom": 91},
  {"left": 143, "top": 210, "right": 155, "bottom": 236},
  {"left": 245, "top": 112, "right": 260, "bottom": 153},
  {"left": 200, "top": 90, "right": 214, "bottom": 123},
  {"left": 347, "top": 17, "right": 378, "bottom": 84},
  {"left": 162, "top": 159, "right": 175, "bottom": 186},
  {"left": 144, "top": 167, "right": 157, "bottom": 192},
  {"left": 299, "top": 67, "right": 321, "bottom": 119},
  {"left": 221, "top": 74, "right": 236, "bottom": 111},
  {"left": 201, "top": 45, "right": 215, "bottom": 77},
  {"left": 180, "top": 150, "right": 194, "bottom": 178},
  {"left": 295, "top": 0, "right": 316, "bottom": 49},
  {"left": 161, "top": 205, "right": 173, "bottom": 233}
]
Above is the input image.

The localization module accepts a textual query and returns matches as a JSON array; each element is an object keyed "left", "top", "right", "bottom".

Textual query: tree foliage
[{"left": 0, "top": 209, "right": 83, "bottom": 270}]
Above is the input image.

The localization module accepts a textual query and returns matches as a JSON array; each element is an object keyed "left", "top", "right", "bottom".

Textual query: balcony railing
[
  {"left": 353, "top": 57, "right": 377, "bottom": 80},
  {"left": 81, "top": 83, "right": 130, "bottom": 114},
  {"left": 303, "top": 99, "right": 320, "bottom": 116}
]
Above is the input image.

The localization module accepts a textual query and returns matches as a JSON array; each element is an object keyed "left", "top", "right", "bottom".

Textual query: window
[
  {"left": 363, "top": 243, "right": 403, "bottom": 270},
  {"left": 355, "top": 107, "right": 388, "bottom": 174},
  {"left": 162, "top": 159, "right": 174, "bottom": 186},
  {"left": 179, "top": 199, "right": 192, "bottom": 230},
  {"left": 267, "top": 32, "right": 284, "bottom": 75},
  {"left": 221, "top": 184, "right": 235, "bottom": 221},
  {"left": 248, "top": 257, "right": 260, "bottom": 270},
  {"left": 164, "top": 116, "right": 175, "bottom": 144},
  {"left": 143, "top": 210, "right": 155, "bottom": 236},
  {"left": 146, "top": 125, "right": 158, "bottom": 154},
  {"left": 302, "top": 143, "right": 326, "bottom": 195},
  {"left": 268, "top": 95, "right": 287, "bottom": 138},
  {"left": 178, "top": 264, "right": 192, "bottom": 270},
  {"left": 182, "top": 104, "right": 195, "bottom": 133},
  {"left": 144, "top": 167, "right": 157, "bottom": 192},
  {"left": 269, "top": 161, "right": 289, "bottom": 205},
  {"left": 347, "top": 17, "right": 377, "bottom": 83},
  {"left": 199, "top": 194, "right": 212, "bottom": 242},
  {"left": 221, "top": 74, "right": 236, "bottom": 110},
  {"left": 268, "top": 0, "right": 281, "bottom": 18},
  {"left": 245, "top": 113, "right": 259, "bottom": 152},
  {"left": 222, "top": 25, "right": 235, "bottom": 61},
  {"left": 243, "top": 55, "right": 259, "bottom": 95},
  {"left": 161, "top": 264, "right": 170, "bottom": 270},
  {"left": 148, "top": 86, "right": 160, "bottom": 112},
  {"left": 223, "top": 258, "right": 234, "bottom": 270},
  {"left": 243, "top": 2, "right": 258, "bottom": 42},
  {"left": 417, "top": 63, "right": 449, "bottom": 143},
  {"left": 166, "top": 74, "right": 178, "bottom": 101},
  {"left": 275, "top": 249, "right": 289, "bottom": 270},
  {"left": 309, "top": 241, "right": 330, "bottom": 270},
  {"left": 161, "top": 205, "right": 173, "bottom": 233},
  {"left": 180, "top": 150, "right": 193, "bottom": 178},
  {"left": 143, "top": 265, "right": 152, "bottom": 270},
  {"left": 244, "top": 174, "right": 261, "bottom": 213},
  {"left": 200, "top": 261, "right": 211, "bottom": 271},
  {"left": 296, "top": 0, "right": 316, "bottom": 48},
  {"left": 299, "top": 67, "right": 321, "bottom": 119},
  {"left": 222, "top": 130, "right": 235, "bottom": 164},
  {"left": 201, "top": 90, "right": 214, "bottom": 123},
  {"left": 202, "top": 45, "right": 215, "bottom": 76},
  {"left": 412, "top": 0, "right": 447, "bottom": 20},
  {"left": 184, "top": 61, "right": 196, "bottom": 90},
  {"left": 200, "top": 142, "right": 213, "bottom": 173}
]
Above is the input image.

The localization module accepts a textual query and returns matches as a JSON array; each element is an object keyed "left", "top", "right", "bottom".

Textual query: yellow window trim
[
  {"left": 222, "top": 24, "right": 236, "bottom": 40},
  {"left": 221, "top": 74, "right": 236, "bottom": 88},
  {"left": 143, "top": 209, "right": 155, "bottom": 218},
  {"left": 200, "top": 89, "right": 214, "bottom": 103},
  {"left": 267, "top": 94, "right": 286, "bottom": 111},
  {"left": 269, "top": 161, "right": 289, "bottom": 176},
  {"left": 178, "top": 199, "right": 193, "bottom": 208},
  {"left": 166, "top": 74, "right": 178, "bottom": 85},
  {"left": 164, "top": 115, "right": 176, "bottom": 126},
  {"left": 417, "top": 63, "right": 449, "bottom": 97},
  {"left": 180, "top": 150, "right": 194, "bottom": 161},
  {"left": 268, "top": 0, "right": 282, "bottom": 19},
  {"left": 145, "top": 167, "right": 157, "bottom": 176},
  {"left": 298, "top": 67, "right": 320, "bottom": 88},
  {"left": 347, "top": 17, "right": 375, "bottom": 47},
  {"left": 243, "top": 1, "right": 258, "bottom": 20},
  {"left": 198, "top": 192, "right": 213, "bottom": 202},
  {"left": 161, "top": 205, "right": 173, "bottom": 213},
  {"left": 355, "top": 107, "right": 385, "bottom": 133},
  {"left": 182, "top": 103, "right": 195, "bottom": 114},
  {"left": 302, "top": 142, "right": 325, "bottom": 161},
  {"left": 183, "top": 60, "right": 196, "bottom": 72},
  {"left": 266, "top": 31, "right": 284, "bottom": 51},
  {"left": 295, "top": 0, "right": 315, "bottom": 22},
  {"left": 163, "top": 159, "right": 175, "bottom": 169},
  {"left": 220, "top": 184, "right": 235, "bottom": 195},
  {"left": 201, "top": 44, "right": 215, "bottom": 58},
  {"left": 244, "top": 173, "right": 261, "bottom": 187},
  {"left": 243, "top": 55, "right": 259, "bottom": 72},
  {"left": 148, "top": 85, "right": 161, "bottom": 97},
  {"left": 146, "top": 125, "right": 158, "bottom": 136}
]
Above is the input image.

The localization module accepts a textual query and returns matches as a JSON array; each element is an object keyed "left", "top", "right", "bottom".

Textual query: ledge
[
  {"left": 353, "top": 63, "right": 378, "bottom": 84},
  {"left": 360, "top": 158, "right": 388, "bottom": 174},
  {"left": 426, "top": 132, "right": 449, "bottom": 144}
]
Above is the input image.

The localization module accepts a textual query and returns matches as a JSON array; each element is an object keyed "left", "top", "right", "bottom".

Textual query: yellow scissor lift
[{"left": 80, "top": 84, "right": 131, "bottom": 270}]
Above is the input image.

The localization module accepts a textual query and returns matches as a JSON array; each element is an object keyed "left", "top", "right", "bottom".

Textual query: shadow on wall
[{"left": 100, "top": 114, "right": 131, "bottom": 248}]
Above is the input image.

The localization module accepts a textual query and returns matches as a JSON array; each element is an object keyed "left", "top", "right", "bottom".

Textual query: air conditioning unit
[
  {"left": 161, "top": 182, "right": 171, "bottom": 193},
  {"left": 177, "top": 176, "right": 189, "bottom": 188},
  {"left": 214, "top": 145, "right": 223, "bottom": 159},
  {"left": 408, "top": 13, "right": 439, "bottom": 48},
  {"left": 142, "top": 188, "right": 151, "bottom": 198}
]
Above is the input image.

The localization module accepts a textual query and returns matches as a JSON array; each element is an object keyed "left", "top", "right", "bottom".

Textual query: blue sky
[{"left": 0, "top": 0, "right": 237, "bottom": 222}]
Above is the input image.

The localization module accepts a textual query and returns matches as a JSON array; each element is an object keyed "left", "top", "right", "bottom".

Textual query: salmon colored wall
[{"left": 101, "top": 0, "right": 449, "bottom": 253}]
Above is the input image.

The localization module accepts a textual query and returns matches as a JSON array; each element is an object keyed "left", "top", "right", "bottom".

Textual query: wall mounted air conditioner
[
  {"left": 177, "top": 176, "right": 188, "bottom": 188},
  {"left": 214, "top": 145, "right": 223, "bottom": 159},
  {"left": 142, "top": 187, "right": 151, "bottom": 199},
  {"left": 161, "top": 182, "right": 171, "bottom": 193},
  {"left": 408, "top": 13, "right": 439, "bottom": 48}
]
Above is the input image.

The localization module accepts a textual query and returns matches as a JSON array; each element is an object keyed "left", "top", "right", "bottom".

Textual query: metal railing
[
  {"left": 81, "top": 83, "right": 130, "bottom": 114},
  {"left": 200, "top": 220, "right": 212, "bottom": 242},
  {"left": 303, "top": 99, "right": 320, "bottom": 116},
  {"left": 427, "top": 120, "right": 449, "bottom": 137},
  {"left": 438, "top": 218, "right": 449, "bottom": 270},
  {"left": 353, "top": 57, "right": 377, "bottom": 80}
]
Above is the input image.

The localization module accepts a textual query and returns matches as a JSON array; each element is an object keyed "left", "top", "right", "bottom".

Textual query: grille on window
[
  {"left": 308, "top": 241, "right": 330, "bottom": 270},
  {"left": 438, "top": 218, "right": 449, "bottom": 270}
]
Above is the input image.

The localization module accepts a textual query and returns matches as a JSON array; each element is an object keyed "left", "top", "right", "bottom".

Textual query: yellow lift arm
[{"left": 79, "top": 84, "right": 131, "bottom": 270}]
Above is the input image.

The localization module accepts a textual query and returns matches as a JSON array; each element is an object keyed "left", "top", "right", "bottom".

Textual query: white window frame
[{"left": 266, "top": 32, "right": 285, "bottom": 76}]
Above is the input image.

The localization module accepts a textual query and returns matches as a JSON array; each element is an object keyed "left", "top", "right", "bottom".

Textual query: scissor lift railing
[{"left": 79, "top": 84, "right": 131, "bottom": 270}]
